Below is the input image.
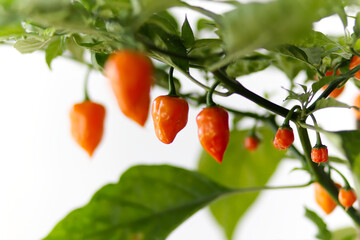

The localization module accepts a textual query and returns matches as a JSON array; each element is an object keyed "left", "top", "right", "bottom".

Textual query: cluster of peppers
[
  {"left": 68, "top": 50, "right": 230, "bottom": 163},
  {"left": 69, "top": 49, "right": 359, "bottom": 214}
]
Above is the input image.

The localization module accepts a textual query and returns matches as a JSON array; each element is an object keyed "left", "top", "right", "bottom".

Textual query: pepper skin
[
  {"left": 311, "top": 146, "right": 328, "bottom": 163},
  {"left": 104, "top": 50, "right": 153, "bottom": 126},
  {"left": 196, "top": 106, "right": 229, "bottom": 163},
  {"left": 338, "top": 188, "right": 357, "bottom": 209},
  {"left": 314, "top": 182, "right": 341, "bottom": 215},
  {"left": 151, "top": 95, "right": 189, "bottom": 144},
  {"left": 244, "top": 136, "right": 259, "bottom": 151},
  {"left": 350, "top": 55, "right": 360, "bottom": 80},
  {"left": 273, "top": 127, "right": 294, "bottom": 150},
  {"left": 70, "top": 101, "right": 106, "bottom": 157}
]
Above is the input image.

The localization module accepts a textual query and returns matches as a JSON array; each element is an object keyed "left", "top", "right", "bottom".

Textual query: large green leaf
[
  {"left": 44, "top": 165, "right": 230, "bottom": 240},
  {"left": 197, "top": 127, "right": 286, "bottom": 240},
  {"left": 211, "top": 0, "right": 342, "bottom": 70}
]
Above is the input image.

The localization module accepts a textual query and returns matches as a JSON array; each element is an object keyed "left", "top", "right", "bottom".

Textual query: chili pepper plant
[{"left": 3, "top": 0, "right": 360, "bottom": 239}]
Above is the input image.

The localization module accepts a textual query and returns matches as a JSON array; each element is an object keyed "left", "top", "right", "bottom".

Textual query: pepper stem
[
  {"left": 206, "top": 80, "right": 220, "bottom": 107},
  {"left": 84, "top": 68, "right": 91, "bottom": 101},
  {"left": 168, "top": 67, "right": 177, "bottom": 97},
  {"left": 310, "top": 114, "right": 323, "bottom": 146},
  {"left": 330, "top": 166, "right": 351, "bottom": 190},
  {"left": 283, "top": 105, "right": 301, "bottom": 127}
]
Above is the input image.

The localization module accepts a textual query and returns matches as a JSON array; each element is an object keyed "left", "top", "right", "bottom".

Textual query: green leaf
[
  {"left": 45, "top": 36, "right": 65, "bottom": 69},
  {"left": 66, "top": 36, "right": 84, "bottom": 61},
  {"left": 45, "top": 165, "right": 230, "bottom": 240},
  {"left": 213, "top": 0, "right": 337, "bottom": 70},
  {"left": 312, "top": 75, "right": 334, "bottom": 93},
  {"left": 312, "top": 98, "right": 351, "bottom": 113},
  {"left": 272, "top": 53, "right": 308, "bottom": 80},
  {"left": 91, "top": 52, "right": 109, "bottom": 71},
  {"left": 332, "top": 227, "right": 357, "bottom": 240},
  {"left": 197, "top": 127, "right": 285, "bottom": 240},
  {"left": 181, "top": 16, "right": 195, "bottom": 49},
  {"left": 131, "top": 0, "right": 181, "bottom": 27},
  {"left": 226, "top": 53, "right": 271, "bottom": 77},
  {"left": 140, "top": 23, "right": 189, "bottom": 72},
  {"left": 14, "top": 37, "right": 52, "bottom": 53},
  {"left": 305, "top": 207, "right": 332, "bottom": 240},
  {"left": 354, "top": 12, "right": 360, "bottom": 39},
  {"left": 197, "top": 18, "right": 216, "bottom": 32}
]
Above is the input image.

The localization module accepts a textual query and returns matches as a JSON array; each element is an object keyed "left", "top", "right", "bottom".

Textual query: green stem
[
  {"left": 84, "top": 68, "right": 91, "bottom": 101},
  {"left": 222, "top": 106, "right": 269, "bottom": 120},
  {"left": 212, "top": 69, "right": 291, "bottom": 118},
  {"left": 168, "top": 67, "right": 177, "bottom": 96},
  {"left": 228, "top": 181, "right": 313, "bottom": 195},
  {"left": 206, "top": 81, "right": 220, "bottom": 107},
  {"left": 297, "top": 126, "right": 360, "bottom": 226},
  {"left": 330, "top": 166, "right": 351, "bottom": 189},
  {"left": 310, "top": 114, "right": 322, "bottom": 146},
  {"left": 283, "top": 105, "right": 301, "bottom": 127}
]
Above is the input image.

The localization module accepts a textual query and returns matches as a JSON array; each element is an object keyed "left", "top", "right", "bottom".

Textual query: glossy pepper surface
[
  {"left": 338, "top": 188, "right": 357, "bottom": 209},
  {"left": 151, "top": 95, "right": 189, "bottom": 144},
  {"left": 273, "top": 126, "right": 294, "bottom": 150},
  {"left": 244, "top": 136, "right": 259, "bottom": 151},
  {"left": 314, "top": 182, "right": 340, "bottom": 215},
  {"left": 104, "top": 50, "right": 153, "bottom": 126},
  {"left": 311, "top": 146, "right": 328, "bottom": 163},
  {"left": 196, "top": 106, "right": 229, "bottom": 163},
  {"left": 70, "top": 101, "right": 106, "bottom": 156}
]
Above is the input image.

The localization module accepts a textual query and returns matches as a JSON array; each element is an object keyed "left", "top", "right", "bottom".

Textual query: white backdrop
[{"left": 0, "top": 6, "right": 358, "bottom": 240}]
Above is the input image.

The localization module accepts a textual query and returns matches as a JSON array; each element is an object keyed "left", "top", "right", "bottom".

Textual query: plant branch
[
  {"left": 212, "top": 69, "right": 291, "bottom": 118},
  {"left": 296, "top": 126, "right": 360, "bottom": 226}
]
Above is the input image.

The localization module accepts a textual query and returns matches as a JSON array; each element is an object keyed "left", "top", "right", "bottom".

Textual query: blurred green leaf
[
  {"left": 66, "top": 36, "right": 84, "bottom": 61},
  {"left": 140, "top": 23, "right": 189, "bottom": 72},
  {"left": 181, "top": 16, "right": 195, "bottom": 49},
  {"left": 332, "top": 227, "right": 357, "bottom": 240},
  {"left": 226, "top": 53, "right": 271, "bottom": 77},
  {"left": 305, "top": 207, "right": 332, "bottom": 240},
  {"left": 198, "top": 127, "right": 285, "bottom": 240},
  {"left": 45, "top": 36, "right": 65, "bottom": 69},
  {"left": 14, "top": 37, "right": 51, "bottom": 53},
  {"left": 45, "top": 165, "right": 230, "bottom": 240}
]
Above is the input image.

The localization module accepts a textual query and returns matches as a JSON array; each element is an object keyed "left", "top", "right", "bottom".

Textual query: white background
[{"left": 0, "top": 2, "right": 359, "bottom": 240}]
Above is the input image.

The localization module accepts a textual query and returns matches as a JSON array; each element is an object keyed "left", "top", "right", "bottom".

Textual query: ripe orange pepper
[
  {"left": 104, "top": 50, "right": 153, "bottom": 126},
  {"left": 350, "top": 55, "right": 360, "bottom": 80},
  {"left": 314, "top": 182, "right": 341, "bottom": 215},
  {"left": 244, "top": 136, "right": 259, "bottom": 151},
  {"left": 273, "top": 126, "right": 294, "bottom": 150},
  {"left": 338, "top": 188, "right": 357, "bottom": 209},
  {"left": 196, "top": 106, "right": 229, "bottom": 163},
  {"left": 311, "top": 146, "right": 328, "bottom": 163},
  {"left": 151, "top": 95, "right": 189, "bottom": 144},
  {"left": 70, "top": 101, "right": 106, "bottom": 156}
]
